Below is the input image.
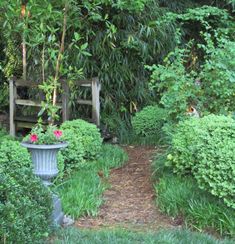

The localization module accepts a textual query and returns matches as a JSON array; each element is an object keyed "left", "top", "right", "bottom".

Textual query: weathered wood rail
[{"left": 9, "top": 77, "right": 101, "bottom": 137}]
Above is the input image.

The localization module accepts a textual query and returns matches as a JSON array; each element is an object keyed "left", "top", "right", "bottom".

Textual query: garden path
[{"left": 75, "top": 146, "right": 175, "bottom": 231}]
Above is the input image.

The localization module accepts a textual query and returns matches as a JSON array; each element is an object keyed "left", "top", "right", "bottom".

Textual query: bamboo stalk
[
  {"left": 42, "top": 43, "right": 45, "bottom": 82},
  {"left": 22, "top": 36, "right": 27, "bottom": 81},
  {"left": 21, "top": 3, "right": 27, "bottom": 81},
  {"left": 50, "top": 3, "right": 68, "bottom": 124},
  {"left": 52, "top": 4, "right": 68, "bottom": 107}
]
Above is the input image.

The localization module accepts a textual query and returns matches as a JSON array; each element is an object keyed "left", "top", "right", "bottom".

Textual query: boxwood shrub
[
  {"left": 132, "top": 105, "right": 167, "bottom": 138},
  {"left": 60, "top": 119, "right": 103, "bottom": 160},
  {"left": 0, "top": 126, "right": 12, "bottom": 142},
  {"left": 57, "top": 129, "right": 85, "bottom": 175},
  {"left": 169, "top": 115, "right": 235, "bottom": 209},
  {"left": 57, "top": 120, "right": 103, "bottom": 177},
  {"left": 0, "top": 139, "right": 52, "bottom": 243}
]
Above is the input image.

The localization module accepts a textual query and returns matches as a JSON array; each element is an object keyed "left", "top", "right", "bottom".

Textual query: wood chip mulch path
[{"left": 75, "top": 146, "right": 176, "bottom": 231}]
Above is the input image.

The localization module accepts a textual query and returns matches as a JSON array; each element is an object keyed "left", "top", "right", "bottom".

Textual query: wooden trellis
[{"left": 9, "top": 77, "right": 101, "bottom": 137}]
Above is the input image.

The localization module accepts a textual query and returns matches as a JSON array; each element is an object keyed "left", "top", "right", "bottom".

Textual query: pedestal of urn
[{"left": 21, "top": 142, "right": 68, "bottom": 226}]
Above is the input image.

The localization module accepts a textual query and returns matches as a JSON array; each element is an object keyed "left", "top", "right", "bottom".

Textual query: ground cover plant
[
  {"left": 56, "top": 144, "right": 128, "bottom": 218},
  {"left": 53, "top": 228, "right": 234, "bottom": 244}
]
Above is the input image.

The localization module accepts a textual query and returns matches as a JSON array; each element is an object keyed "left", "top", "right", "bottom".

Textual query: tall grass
[
  {"left": 56, "top": 144, "right": 128, "bottom": 218},
  {"left": 153, "top": 153, "right": 235, "bottom": 237},
  {"left": 95, "top": 144, "right": 128, "bottom": 176},
  {"left": 53, "top": 228, "right": 234, "bottom": 244}
]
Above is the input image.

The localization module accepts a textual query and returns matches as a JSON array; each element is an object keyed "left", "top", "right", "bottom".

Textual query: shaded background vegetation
[{"left": 0, "top": 0, "right": 234, "bottom": 135}]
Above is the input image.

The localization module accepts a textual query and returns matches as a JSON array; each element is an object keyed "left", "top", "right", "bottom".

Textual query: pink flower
[
  {"left": 54, "top": 130, "right": 63, "bottom": 138},
  {"left": 30, "top": 134, "right": 38, "bottom": 143}
]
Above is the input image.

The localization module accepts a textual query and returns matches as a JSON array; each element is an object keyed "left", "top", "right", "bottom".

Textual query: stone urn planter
[
  {"left": 21, "top": 142, "right": 68, "bottom": 226},
  {"left": 21, "top": 142, "right": 67, "bottom": 186}
]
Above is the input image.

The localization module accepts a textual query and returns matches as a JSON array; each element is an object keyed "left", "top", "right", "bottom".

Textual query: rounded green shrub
[
  {"left": 0, "top": 127, "right": 13, "bottom": 142},
  {"left": 169, "top": 115, "right": 235, "bottom": 209},
  {"left": 60, "top": 119, "right": 103, "bottom": 160},
  {"left": 0, "top": 139, "right": 52, "bottom": 243},
  {"left": 132, "top": 105, "right": 167, "bottom": 137},
  {"left": 58, "top": 129, "right": 85, "bottom": 174}
]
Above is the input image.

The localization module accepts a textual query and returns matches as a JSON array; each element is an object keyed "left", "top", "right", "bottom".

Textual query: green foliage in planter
[
  {"left": 169, "top": 115, "right": 235, "bottom": 209},
  {"left": 0, "top": 139, "right": 52, "bottom": 244},
  {"left": 132, "top": 105, "right": 167, "bottom": 137},
  {"left": 61, "top": 119, "right": 103, "bottom": 160}
]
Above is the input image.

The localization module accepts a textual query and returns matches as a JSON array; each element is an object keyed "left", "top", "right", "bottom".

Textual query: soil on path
[{"left": 75, "top": 146, "right": 175, "bottom": 231}]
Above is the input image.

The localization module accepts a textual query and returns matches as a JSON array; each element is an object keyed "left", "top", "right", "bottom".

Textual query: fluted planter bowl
[{"left": 21, "top": 142, "right": 68, "bottom": 186}]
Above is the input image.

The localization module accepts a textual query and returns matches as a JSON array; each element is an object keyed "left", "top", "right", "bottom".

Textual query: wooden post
[
  {"left": 9, "top": 79, "right": 16, "bottom": 137},
  {"left": 91, "top": 78, "right": 101, "bottom": 126},
  {"left": 62, "top": 81, "right": 70, "bottom": 122}
]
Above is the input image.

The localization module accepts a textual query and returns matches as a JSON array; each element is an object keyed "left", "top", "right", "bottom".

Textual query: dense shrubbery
[
  {"left": 153, "top": 148, "right": 235, "bottom": 237},
  {"left": 61, "top": 119, "right": 102, "bottom": 160},
  {"left": 147, "top": 45, "right": 199, "bottom": 121},
  {"left": 148, "top": 6, "right": 235, "bottom": 123},
  {"left": 201, "top": 40, "right": 235, "bottom": 114},
  {"left": 57, "top": 129, "right": 85, "bottom": 175},
  {"left": 132, "top": 106, "right": 167, "bottom": 137},
  {"left": 58, "top": 119, "right": 103, "bottom": 176},
  {"left": 0, "top": 1, "right": 235, "bottom": 134},
  {"left": 0, "top": 0, "right": 176, "bottom": 130},
  {"left": 0, "top": 127, "right": 12, "bottom": 142},
  {"left": 0, "top": 139, "right": 52, "bottom": 243},
  {"left": 148, "top": 38, "right": 235, "bottom": 122},
  {"left": 168, "top": 115, "right": 235, "bottom": 209}
]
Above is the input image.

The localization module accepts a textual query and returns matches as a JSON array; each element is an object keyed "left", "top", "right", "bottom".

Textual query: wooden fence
[{"left": 9, "top": 77, "right": 101, "bottom": 137}]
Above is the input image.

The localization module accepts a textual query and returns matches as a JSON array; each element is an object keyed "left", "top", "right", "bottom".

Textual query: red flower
[
  {"left": 30, "top": 134, "right": 38, "bottom": 143},
  {"left": 54, "top": 130, "right": 62, "bottom": 138}
]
